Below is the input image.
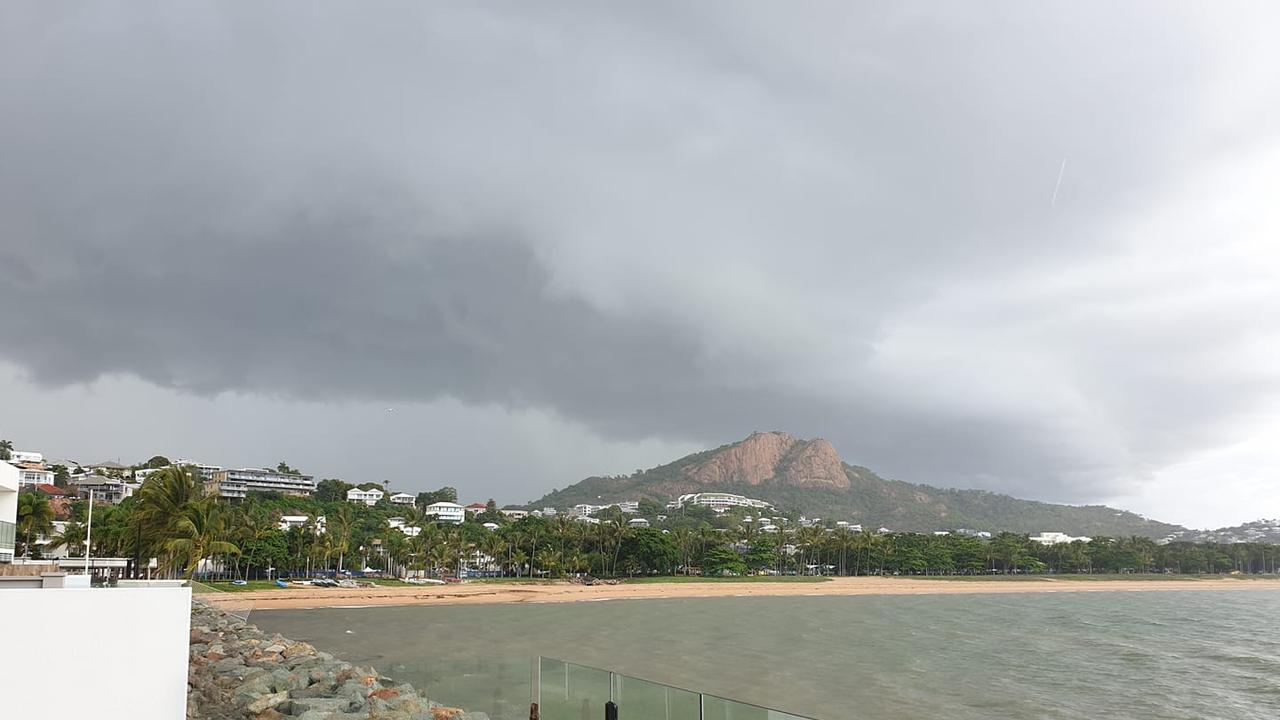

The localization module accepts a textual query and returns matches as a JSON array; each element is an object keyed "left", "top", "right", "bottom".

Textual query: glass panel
[
  {"left": 538, "top": 657, "right": 613, "bottom": 720},
  {"left": 703, "top": 694, "right": 813, "bottom": 720},
  {"left": 614, "top": 673, "right": 701, "bottom": 720},
  {"left": 394, "top": 655, "right": 531, "bottom": 720}
]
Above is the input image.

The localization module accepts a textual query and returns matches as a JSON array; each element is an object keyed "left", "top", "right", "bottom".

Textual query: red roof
[
  {"left": 465, "top": 502, "right": 487, "bottom": 509},
  {"left": 36, "top": 483, "right": 75, "bottom": 496}
]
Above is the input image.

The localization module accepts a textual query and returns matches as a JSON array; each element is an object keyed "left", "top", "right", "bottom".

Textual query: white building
[
  {"left": 9, "top": 450, "right": 44, "bottom": 465},
  {"left": 1030, "top": 531, "right": 1092, "bottom": 545},
  {"left": 616, "top": 501, "right": 640, "bottom": 514},
  {"left": 278, "top": 515, "right": 325, "bottom": 533},
  {"left": 172, "top": 460, "right": 224, "bottom": 480},
  {"left": 668, "top": 492, "right": 773, "bottom": 513},
  {"left": 132, "top": 467, "right": 165, "bottom": 482},
  {"left": 389, "top": 492, "right": 416, "bottom": 506},
  {"left": 205, "top": 468, "right": 316, "bottom": 498},
  {"left": 15, "top": 464, "right": 54, "bottom": 487},
  {"left": 386, "top": 517, "right": 422, "bottom": 537},
  {"left": 569, "top": 503, "right": 606, "bottom": 518},
  {"left": 627, "top": 517, "right": 650, "bottom": 529},
  {"left": 347, "top": 487, "right": 385, "bottom": 505},
  {"left": 1, "top": 461, "right": 19, "bottom": 562},
  {"left": 424, "top": 501, "right": 465, "bottom": 524},
  {"left": 33, "top": 520, "right": 71, "bottom": 559},
  {"left": 500, "top": 509, "right": 528, "bottom": 521}
]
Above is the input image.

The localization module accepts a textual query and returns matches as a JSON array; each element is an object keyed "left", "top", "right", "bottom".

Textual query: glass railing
[
  {"left": 0, "top": 519, "right": 15, "bottom": 550},
  {"left": 534, "top": 657, "right": 816, "bottom": 720}
]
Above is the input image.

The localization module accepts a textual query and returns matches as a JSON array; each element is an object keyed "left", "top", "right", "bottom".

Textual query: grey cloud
[{"left": 2, "top": 2, "right": 1278, "bottom": 506}]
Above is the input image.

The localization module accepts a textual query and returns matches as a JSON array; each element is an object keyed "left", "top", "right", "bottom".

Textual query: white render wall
[
  {"left": 0, "top": 461, "right": 18, "bottom": 528},
  {"left": 0, "top": 586, "right": 192, "bottom": 719}
]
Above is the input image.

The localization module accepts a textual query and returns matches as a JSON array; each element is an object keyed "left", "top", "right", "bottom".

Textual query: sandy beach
[{"left": 200, "top": 576, "right": 1279, "bottom": 611}]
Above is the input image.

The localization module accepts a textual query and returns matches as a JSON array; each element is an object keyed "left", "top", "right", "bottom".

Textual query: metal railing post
[{"left": 530, "top": 655, "right": 542, "bottom": 720}]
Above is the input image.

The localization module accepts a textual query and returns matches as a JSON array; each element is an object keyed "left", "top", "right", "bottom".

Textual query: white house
[
  {"left": 278, "top": 515, "right": 325, "bottom": 533},
  {"left": 1030, "top": 531, "right": 1091, "bottom": 545},
  {"left": 386, "top": 517, "right": 422, "bottom": 537},
  {"left": 668, "top": 492, "right": 773, "bottom": 513},
  {"left": 9, "top": 450, "right": 44, "bottom": 465},
  {"left": 627, "top": 517, "right": 650, "bottom": 529},
  {"left": 1, "top": 461, "right": 19, "bottom": 562},
  {"left": 423, "top": 501, "right": 464, "bottom": 524},
  {"left": 16, "top": 464, "right": 55, "bottom": 487},
  {"left": 500, "top": 509, "right": 528, "bottom": 520},
  {"left": 389, "top": 492, "right": 416, "bottom": 506},
  {"left": 346, "top": 487, "right": 385, "bottom": 506}
]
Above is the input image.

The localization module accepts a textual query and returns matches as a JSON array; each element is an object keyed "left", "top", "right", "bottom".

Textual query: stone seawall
[{"left": 187, "top": 600, "right": 490, "bottom": 720}]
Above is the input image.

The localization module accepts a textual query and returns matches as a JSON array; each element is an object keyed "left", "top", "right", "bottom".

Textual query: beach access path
[{"left": 200, "top": 576, "right": 1280, "bottom": 611}]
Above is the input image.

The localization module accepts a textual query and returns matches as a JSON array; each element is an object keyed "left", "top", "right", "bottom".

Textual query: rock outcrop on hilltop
[
  {"left": 526, "top": 430, "right": 1189, "bottom": 539},
  {"left": 187, "top": 601, "right": 487, "bottom": 720},
  {"left": 685, "top": 432, "right": 849, "bottom": 490}
]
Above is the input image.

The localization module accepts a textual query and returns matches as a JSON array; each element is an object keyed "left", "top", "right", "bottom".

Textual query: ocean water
[{"left": 255, "top": 590, "right": 1280, "bottom": 720}]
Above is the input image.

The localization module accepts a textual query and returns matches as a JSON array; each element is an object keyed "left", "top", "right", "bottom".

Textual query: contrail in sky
[{"left": 1051, "top": 158, "right": 1067, "bottom": 206}]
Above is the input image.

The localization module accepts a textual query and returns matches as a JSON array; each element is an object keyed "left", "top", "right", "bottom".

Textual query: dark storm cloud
[{"left": 2, "top": 2, "right": 1278, "bottom": 503}]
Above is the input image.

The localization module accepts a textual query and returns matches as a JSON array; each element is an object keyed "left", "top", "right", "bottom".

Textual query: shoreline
[{"left": 200, "top": 576, "right": 1280, "bottom": 611}]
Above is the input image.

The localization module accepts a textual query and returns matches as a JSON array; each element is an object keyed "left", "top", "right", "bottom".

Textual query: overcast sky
[{"left": 2, "top": 2, "right": 1278, "bottom": 528}]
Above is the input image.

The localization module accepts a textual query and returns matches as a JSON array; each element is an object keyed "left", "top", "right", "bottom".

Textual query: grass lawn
[
  {"left": 465, "top": 577, "right": 559, "bottom": 585},
  {"left": 192, "top": 577, "right": 420, "bottom": 593},
  {"left": 624, "top": 575, "right": 833, "bottom": 584},
  {"left": 898, "top": 573, "right": 1280, "bottom": 582}
]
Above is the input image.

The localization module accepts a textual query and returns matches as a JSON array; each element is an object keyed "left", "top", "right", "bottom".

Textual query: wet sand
[{"left": 201, "top": 576, "right": 1279, "bottom": 611}]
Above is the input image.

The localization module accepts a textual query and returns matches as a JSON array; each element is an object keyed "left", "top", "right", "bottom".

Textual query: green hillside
[{"left": 525, "top": 440, "right": 1184, "bottom": 539}]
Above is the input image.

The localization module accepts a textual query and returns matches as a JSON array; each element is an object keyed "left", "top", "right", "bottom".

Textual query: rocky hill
[{"left": 527, "top": 431, "right": 1186, "bottom": 539}]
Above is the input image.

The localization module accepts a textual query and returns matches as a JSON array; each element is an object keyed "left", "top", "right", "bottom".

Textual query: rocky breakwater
[{"left": 188, "top": 600, "right": 488, "bottom": 720}]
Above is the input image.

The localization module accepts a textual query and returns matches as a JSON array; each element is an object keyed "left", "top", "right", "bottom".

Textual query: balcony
[{"left": 0, "top": 519, "right": 15, "bottom": 558}]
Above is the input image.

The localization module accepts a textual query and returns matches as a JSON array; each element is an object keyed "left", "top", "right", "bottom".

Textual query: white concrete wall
[
  {"left": 0, "top": 461, "right": 19, "bottom": 532},
  {"left": 0, "top": 587, "right": 191, "bottom": 719}
]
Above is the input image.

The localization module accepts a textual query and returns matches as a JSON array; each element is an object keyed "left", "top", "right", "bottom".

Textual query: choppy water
[{"left": 255, "top": 590, "right": 1280, "bottom": 720}]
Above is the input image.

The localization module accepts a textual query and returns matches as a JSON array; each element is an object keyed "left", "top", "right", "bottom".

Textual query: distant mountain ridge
[{"left": 527, "top": 431, "right": 1186, "bottom": 539}]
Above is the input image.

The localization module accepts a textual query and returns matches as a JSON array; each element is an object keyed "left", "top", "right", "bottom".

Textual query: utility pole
[{"left": 85, "top": 489, "right": 94, "bottom": 578}]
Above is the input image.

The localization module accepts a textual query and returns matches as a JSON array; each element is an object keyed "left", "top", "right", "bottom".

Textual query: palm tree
[
  {"left": 236, "top": 507, "right": 278, "bottom": 580},
  {"left": 0, "top": 438, "right": 13, "bottom": 461},
  {"left": 481, "top": 533, "right": 506, "bottom": 575},
  {"left": 17, "top": 492, "right": 55, "bottom": 557},
  {"left": 166, "top": 500, "right": 239, "bottom": 579},
  {"left": 831, "top": 527, "right": 855, "bottom": 576},
  {"left": 510, "top": 548, "right": 528, "bottom": 578},
  {"left": 48, "top": 520, "right": 88, "bottom": 557},
  {"left": 330, "top": 505, "right": 354, "bottom": 575},
  {"left": 673, "top": 528, "right": 694, "bottom": 575},
  {"left": 133, "top": 466, "right": 203, "bottom": 574}
]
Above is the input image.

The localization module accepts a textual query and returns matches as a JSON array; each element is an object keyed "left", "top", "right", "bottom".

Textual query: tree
[
  {"left": 51, "top": 464, "right": 70, "bottom": 488},
  {"left": 617, "top": 529, "right": 679, "bottom": 575},
  {"left": 330, "top": 505, "right": 355, "bottom": 574},
  {"left": 416, "top": 487, "right": 458, "bottom": 508},
  {"left": 165, "top": 499, "right": 240, "bottom": 579},
  {"left": 133, "top": 466, "right": 204, "bottom": 573},
  {"left": 48, "top": 520, "right": 88, "bottom": 557},
  {"left": 701, "top": 545, "right": 746, "bottom": 576},
  {"left": 637, "top": 498, "right": 664, "bottom": 518},
  {"left": 142, "top": 455, "right": 171, "bottom": 469},
  {"left": 17, "top": 492, "right": 55, "bottom": 557},
  {"left": 0, "top": 439, "right": 12, "bottom": 461},
  {"left": 314, "top": 478, "right": 353, "bottom": 503},
  {"left": 275, "top": 462, "right": 302, "bottom": 476}
]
